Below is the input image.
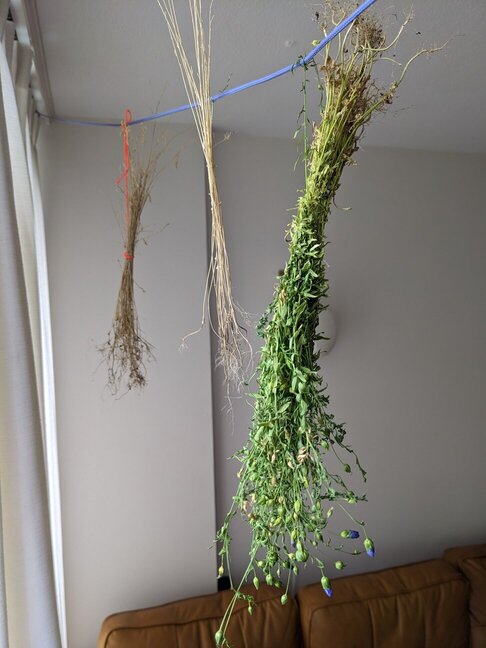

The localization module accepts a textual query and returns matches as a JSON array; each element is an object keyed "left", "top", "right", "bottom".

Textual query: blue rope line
[{"left": 38, "top": 0, "right": 378, "bottom": 127}]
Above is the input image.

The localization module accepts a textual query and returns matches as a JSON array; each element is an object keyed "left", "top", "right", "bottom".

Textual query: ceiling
[{"left": 36, "top": 0, "right": 486, "bottom": 153}]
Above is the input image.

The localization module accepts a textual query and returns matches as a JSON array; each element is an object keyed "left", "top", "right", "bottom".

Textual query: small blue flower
[
  {"left": 340, "top": 529, "right": 360, "bottom": 539},
  {"left": 321, "top": 575, "right": 333, "bottom": 597},
  {"left": 364, "top": 538, "right": 375, "bottom": 557}
]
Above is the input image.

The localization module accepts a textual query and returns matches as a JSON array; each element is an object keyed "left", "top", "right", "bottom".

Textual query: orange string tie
[{"left": 115, "top": 109, "right": 133, "bottom": 261}]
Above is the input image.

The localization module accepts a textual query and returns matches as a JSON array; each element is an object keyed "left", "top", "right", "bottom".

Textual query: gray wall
[
  {"left": 212, "top": 135, "right": 486, "bottom": 586},
  {"left": 38, "top": 123, "right": 217, "bottom": 648},
  {"left": 39, "top": 122, "right": 486, "bottom": 646}
]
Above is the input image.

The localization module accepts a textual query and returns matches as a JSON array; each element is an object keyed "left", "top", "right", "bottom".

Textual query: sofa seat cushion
[
  {"left": 297, "top": 559, "right": 469, "bottom": 648},
  {"left": 443, "top": 544, "right": 486, "bottom": 648},
  {"left": 98, "top": 584, "right": 300, "bottom": 648}
]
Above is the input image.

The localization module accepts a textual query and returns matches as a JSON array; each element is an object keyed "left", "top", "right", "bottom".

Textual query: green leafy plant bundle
[{"left": 215, "top": 5, "right": 436, "bottom": 645}]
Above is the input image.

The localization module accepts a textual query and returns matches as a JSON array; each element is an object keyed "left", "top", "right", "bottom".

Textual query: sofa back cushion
[
  {"left": 443, "top": 544, "right": 486, "bottom": 648},
  {"left": 297, "top": 559, "right": 469, "bottom": 648},
  {"left": 98, "top": 584, "right": 300, "bottom": 648}
]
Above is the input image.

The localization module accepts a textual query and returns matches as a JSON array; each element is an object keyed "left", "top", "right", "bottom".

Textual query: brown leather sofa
[{"left": 98, "top": 544, "right": 486, "bottom": 647}]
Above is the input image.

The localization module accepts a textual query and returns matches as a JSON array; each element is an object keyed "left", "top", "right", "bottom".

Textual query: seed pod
[
  {"left": 335, "top": 560, "right": 345, "bottom": 570},
  {"left": 215, "top": 629, "right": 224, "bottom": 646},
  {"left": 321, "top": 575, "right": 331, "bottom": 590},
  {"left": 281, "top": 593, "right": 288, "bottom": 605},
  {"left": 295, "top": 549, "right": 309, "bottom": 563},
  {"left": 253, "top": 576, "right": 260, "bottom": 590}
]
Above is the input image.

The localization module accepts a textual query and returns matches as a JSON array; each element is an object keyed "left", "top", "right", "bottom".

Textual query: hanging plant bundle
[
  {"left": 156, "top": 0, "right": 251, "bottom": 388},
  {"left": 215, "top": 7, "right": 437, "bottom": 645},
  {"left": 100, "top": 121, "right": 164, "bottom": 394}
]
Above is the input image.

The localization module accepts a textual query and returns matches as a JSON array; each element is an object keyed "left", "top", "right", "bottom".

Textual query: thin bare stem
[{"left": 156, "top": 0, "right": 252, "bottom": 388}]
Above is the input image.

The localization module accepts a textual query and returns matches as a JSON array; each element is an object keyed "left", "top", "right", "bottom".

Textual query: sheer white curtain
[{"left": 0, "top": 3, "right": 66, "bottom": 647}]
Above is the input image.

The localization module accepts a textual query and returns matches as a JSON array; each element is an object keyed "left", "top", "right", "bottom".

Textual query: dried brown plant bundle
[
  {"left": 100, "top": 126, "right": 166, "bottom": 394},
  {"left": 156, "top": 0, "right": 252, "bottom": 388}
]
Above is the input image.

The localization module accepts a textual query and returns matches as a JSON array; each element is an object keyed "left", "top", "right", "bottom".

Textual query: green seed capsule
[
  {"left": 344, "top": 464, "right": 351, "bottom": 473},
  {"left": 321, "top": 575, "right": 330, "bottom": 590},
  {"left": 335, "top": 560, "right": 345, "bottom": 570},
  {"left": 257, "top": 560, "right": 265, "bottom": 568},
  {"left": 281, "top": 594, "right": 288, "bottom": 605},
  {"left": 215, "top": 629, "right": 224, "bottom": 645},
  {"left": 253, "top": 576, "right": 260, "bottom": 590},
  {"left": 295, "top": 549, "right": 309, "bottom": 563},
  {"left": 266, "top": 573, "right": 273, "bottom": 585}
]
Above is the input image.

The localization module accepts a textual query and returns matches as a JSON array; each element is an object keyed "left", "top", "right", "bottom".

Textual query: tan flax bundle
[
  {"left": 156, "top": 0, "right": 251, "bottom": 388},
  {"left": 100, "top": 120, "right": 163, "bottom": 394}
]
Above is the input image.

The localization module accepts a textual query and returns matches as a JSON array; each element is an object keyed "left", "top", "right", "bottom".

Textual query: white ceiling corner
[{"left": 35, "top": 0, "right": 486, "bottom": 153}]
